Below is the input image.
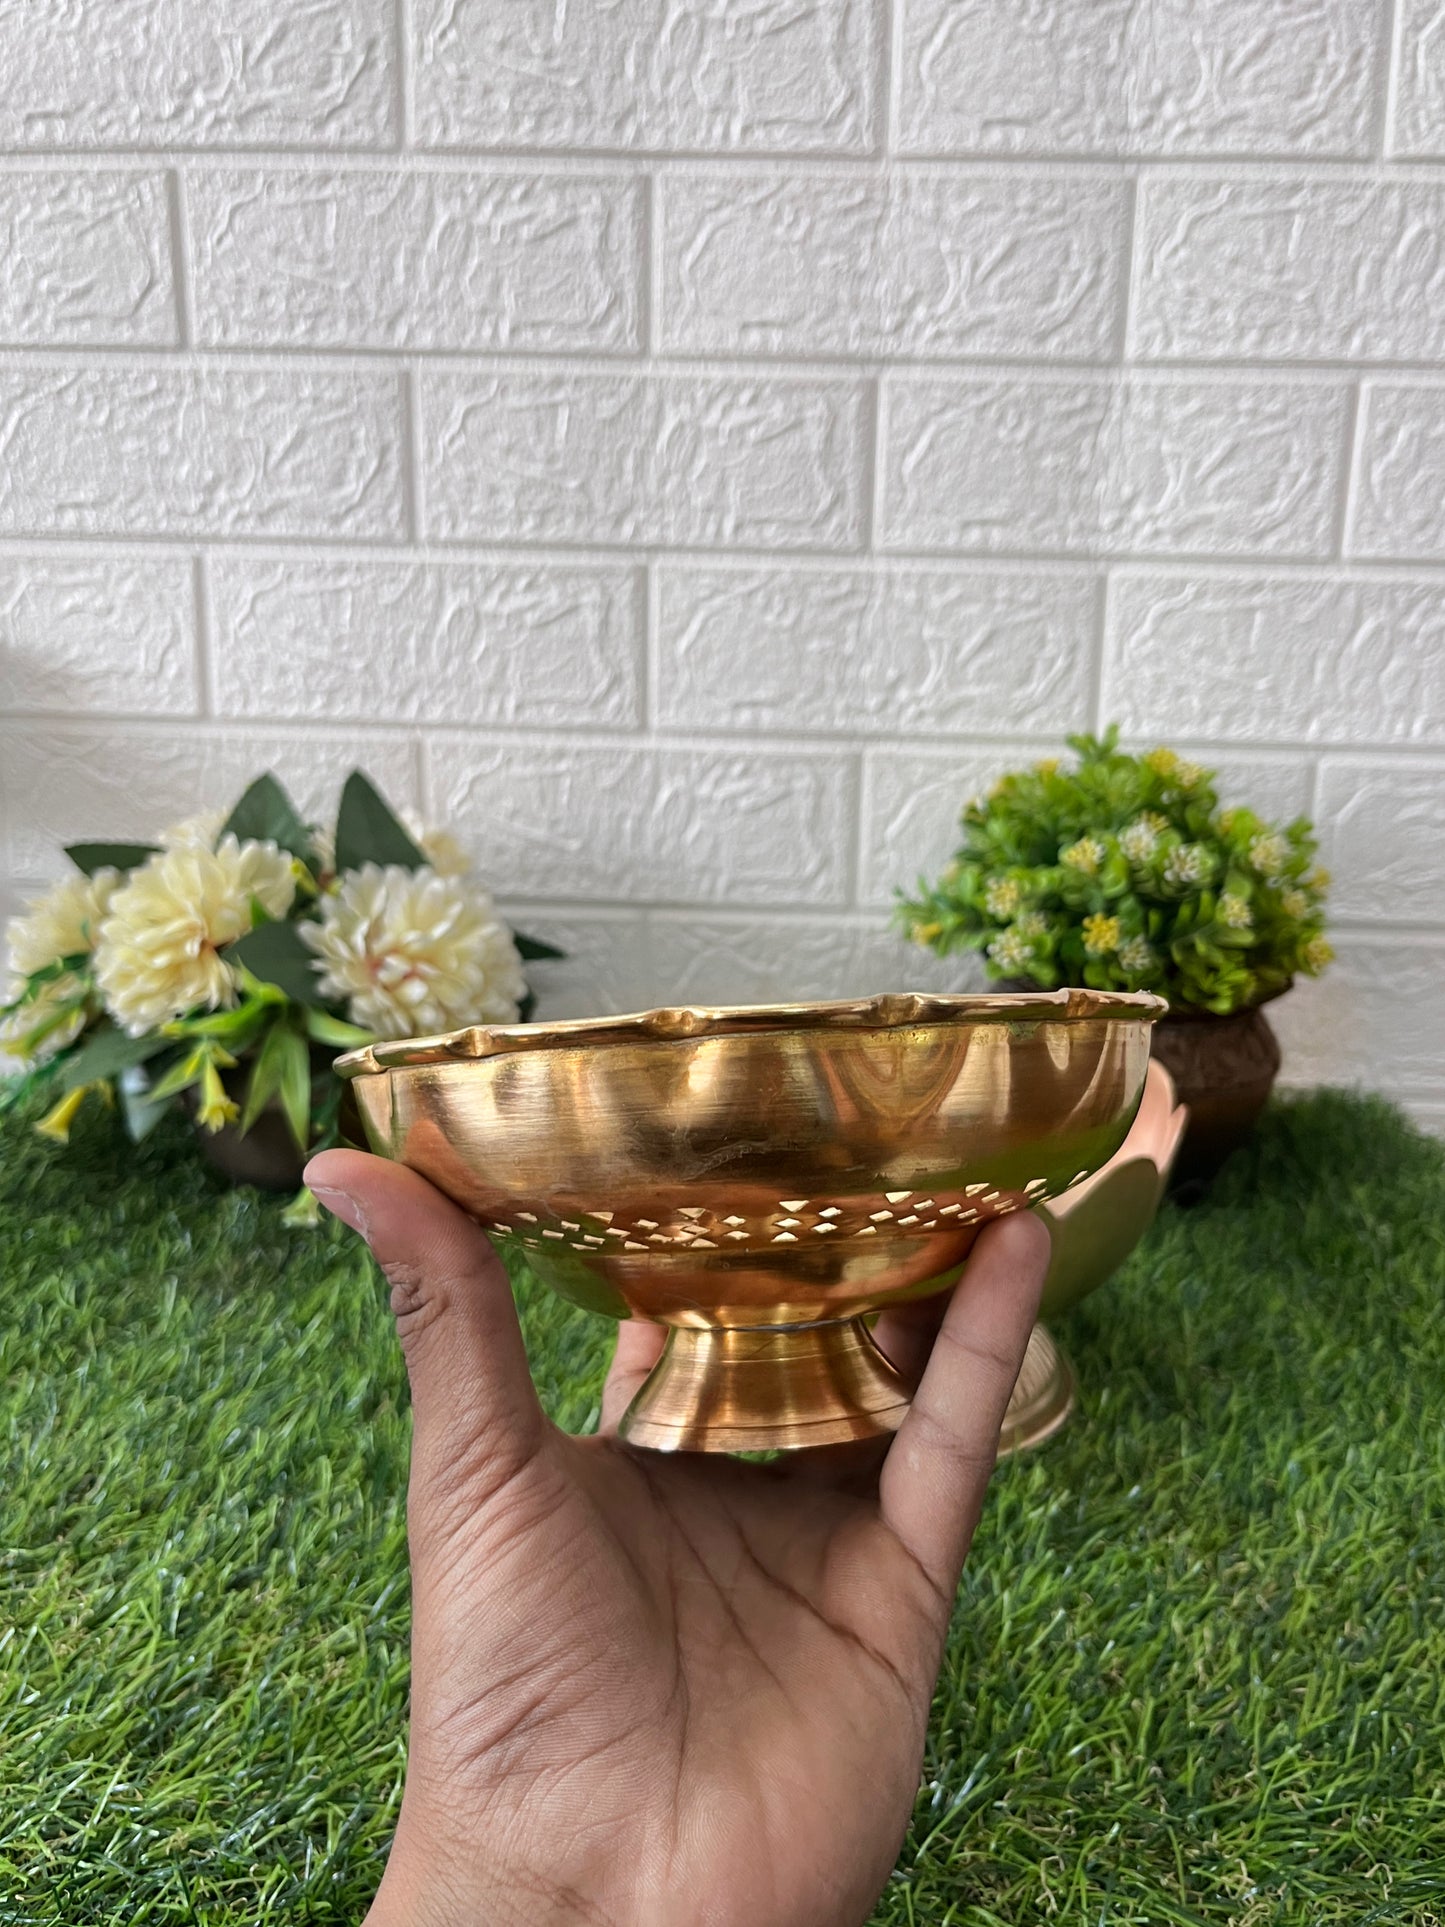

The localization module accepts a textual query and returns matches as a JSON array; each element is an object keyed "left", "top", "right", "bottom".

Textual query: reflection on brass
[
  {"left": 1001, "top": 1060, "right": 1189, "bottom": 1457},
  {"left": 1037, "top": 1060, "right": 1187, "bottom": 1322},
  {"left": 338, "top": 989, "right": 1165, "bottom": 1452},
  {"left": 622, "top": 1322, "right": 913, "bottom": 1453},
  {"left": 997, "top": 1326, "right": 1077, "bottom": 1456}
]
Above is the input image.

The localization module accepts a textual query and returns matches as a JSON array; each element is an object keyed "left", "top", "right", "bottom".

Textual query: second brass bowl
[
  {"left": 338, "top": 989, "right": 1164, "bottom": 1452},
  {"left": 1001, "top": 1060, "right": 1190, "bottom": 1456}
]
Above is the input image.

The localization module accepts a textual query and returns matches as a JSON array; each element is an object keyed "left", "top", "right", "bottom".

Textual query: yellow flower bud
[
  {"left": 197, "top": 1057, "right": 240, "bottom": 1133},
  {"left": 36, "top": 1083, "right": 90, "bottom": 1142},
  {"left": 1082, "top": 913, "right": 1121, "bottom": 955}
]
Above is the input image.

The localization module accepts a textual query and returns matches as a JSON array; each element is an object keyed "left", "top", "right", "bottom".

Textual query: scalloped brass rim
[{"left": 335, "top": 987, "right": 1168, "bottom": 1079}]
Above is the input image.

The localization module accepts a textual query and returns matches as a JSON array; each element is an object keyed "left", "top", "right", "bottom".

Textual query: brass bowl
[
  {"left": 1037, "top": 1058, "right": 1188, "bottom": 1322},
  {"left": 1000, "top": 1060, "right": 1189, "bottom": 1455},
  {"left": 337, "top": 990, "right": 1165, "bottom": 1453}
]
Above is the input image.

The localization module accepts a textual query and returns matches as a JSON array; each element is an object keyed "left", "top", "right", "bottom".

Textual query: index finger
[{"left": 877, "top": 1212, "right": 1048, "bottom": 1599}]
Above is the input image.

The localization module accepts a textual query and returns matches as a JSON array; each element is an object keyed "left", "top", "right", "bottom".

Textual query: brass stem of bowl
[
  {"left": 997, "top": 1325, "right": 1077, "bottom": 1457},
  {"left": 618, "top": 1319, "right": 913, "bottom": 1454}
]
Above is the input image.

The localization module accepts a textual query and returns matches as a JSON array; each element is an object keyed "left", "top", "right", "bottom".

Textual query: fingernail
[{"left": 311, "top": 1185, "right": 369, "bottom": 1239}]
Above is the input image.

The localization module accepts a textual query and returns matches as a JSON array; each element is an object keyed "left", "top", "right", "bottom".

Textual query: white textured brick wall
[{"left": 1, "top": 0, "right": 1442, "bottom": 1134}]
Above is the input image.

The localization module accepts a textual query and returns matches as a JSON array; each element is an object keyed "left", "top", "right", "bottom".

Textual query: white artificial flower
[
  {"left": 1014, "top": 911, "right": 1047, "bottom": 939},
  {"left": 94, "top": 836, "right": 296, "bottom": 1036},
  {"left": 1163, "top": 843, "right": 1212, "bottom": 888},
  {"left": 300, "top": 863, "right": 525, "bottom": 1039},
  {"left": 1280, "top": 888, "right": 1309, "bottom": 921},
  {"left": 2, "top": 870, "right": 119, "bottom": 1061},
  {"left": 1, "top": 975, "right": 88, "bottom": 1061},
  {"left": 1248, "top": 832, "right": 1289, "bottom": 878},
  {"left": 986, "top": 929, "right": 1034, "bottom": 974},
  {"left": 158, "top": 809, "right": 226, "bottom": 851},
  {"left": 1060, "top": 836, "right": 1106, "bottom": 875},
  {"left": 401, "top": 810, "right": 471, "bottom": 879},
  {"left": 1218, "top": 893, "right": 1252, "bottom": 929},
  {"left": 310, "top": 821, "right": 336, "bottom": 877},
  {"left": 1119, "top": 815, "right": 1165, "bottom": 864},
  {"left": 1117, "top": 936, "right": 1155, "bottom": 976},
  {"left": 6, "top": 870, "right": 118, "bottom": 978},
  {"left": 983, "top": 877, "right": 1022, "bottom": 920}
]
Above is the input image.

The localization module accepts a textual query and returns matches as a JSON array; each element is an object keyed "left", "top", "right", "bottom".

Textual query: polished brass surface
[
  {"left": 1037, "top": 1059, "right": 1187, "bottom": 1321},
  {"left": 338, "top": 989, "right": 1165, "bottom": 1452},
  {"left": 999, "top": 1062, "right": 1188, "bottom": 1455},
  {"left": 622, "top": 1322, "right": 913, "bottom": 1453},
  {"left": 997, "top": 1326, "right": 1077, "bottom": 1456}
]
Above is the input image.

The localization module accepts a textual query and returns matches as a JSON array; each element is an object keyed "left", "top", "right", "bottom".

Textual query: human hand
[{"left": 306, "top": 1149, "right": 1048, "bottom": 1927}]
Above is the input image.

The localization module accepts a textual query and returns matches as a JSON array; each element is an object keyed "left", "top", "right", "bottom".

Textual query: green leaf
[
  {"left": 165, "top": 995, "right": 280, "bottom": 1052},
  {"left": 240, "top": 1020, "right": 291, "bottom": 1134},
  {"left": 148, "top": 1046, "right": 212, "bottom": 1103},
  {"left": 56, "top": 1024, "right": 172, "bottom": 1095},
  {"left": 0, "top": 1058, "right": 61, "bottom": 1115},
  {"left": 513, "top": 930, "right": 565, "bottom": 963},
  {"left": 4, "top": 992, "right": 89, "bottom": 1059},
  {"left": 223, "top": 921, "right": 325, "bottom": 1006},
  {"left": 0, "top": 955, "right": 89, "bottom": 1012},
  {"left": 276, "top": 1027, "right": 312, "bottom": 1156},
  {"left": 334, "top": 770, "right": 427, "bottom": 874},
  {"left": 148, "top": 1059, "right": 203, "bottom": 1104},
  {"left": 302, "top": 1009, "right": 375, "bottom": 1050},
  {"left": 221, "top": 773, "right": 314, "bottom": 865},
  {"left": 65, "top": 842, "right": 158, "bottom": 877}
]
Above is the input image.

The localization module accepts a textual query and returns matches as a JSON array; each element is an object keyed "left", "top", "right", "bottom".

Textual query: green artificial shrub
[{"left": 897, "top": 729, "right": 1332, "bottom": 1015}]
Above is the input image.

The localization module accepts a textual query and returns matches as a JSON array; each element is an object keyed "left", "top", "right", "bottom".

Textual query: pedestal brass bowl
[
  {"left": 337, "top": 989, "right": 1165, "bottom": 1453},
  {"left": 999, "top": 1060, "right": 1189, "bottom": 1456}
]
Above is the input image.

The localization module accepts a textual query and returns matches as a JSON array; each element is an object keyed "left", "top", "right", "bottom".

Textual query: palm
[{"left": 306, "top": 1150, "right": 1046, "bottom": 1927}]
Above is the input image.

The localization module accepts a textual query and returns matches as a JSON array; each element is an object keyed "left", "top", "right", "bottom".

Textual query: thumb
[{"left": 305, "top": 1148, "right": 546, "bottom": 1528}]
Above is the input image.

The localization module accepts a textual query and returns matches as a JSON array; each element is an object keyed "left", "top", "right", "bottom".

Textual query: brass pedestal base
[
  {"left": 618, "top": 1317, "right": 1076, "bottom": 1457},
  {"left": 998, "top": 1324, "right": 1077, "bottom": 1457},
  {"left": 619, "top": 1318, "right": 912, "bottom": 1453}
]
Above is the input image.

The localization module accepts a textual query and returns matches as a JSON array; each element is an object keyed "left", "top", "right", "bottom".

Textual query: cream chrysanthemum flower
[
  {"left": 159, "top": 810, "right": 225, "bottom": 852},
  {"left": 94, "top": 836, "right": 296, "bottom": 1035},
  {"left": 401, "top": 811, "right": 471, "bottom": 879},
  {"left": 7, "top": 870, "right": 118, "bottom": 978},
  {"left": 300, "top": 863, "right": 525, "bottom": 1039},
  {"left": 2, "top": 870, "right": 119, "bottom": 1061},
  {"left": 1, "top": 976, "right": 88, "bottom": 1060},
  {"left": 1218, "top": 893, "right": 1252, "bottom": 929}
]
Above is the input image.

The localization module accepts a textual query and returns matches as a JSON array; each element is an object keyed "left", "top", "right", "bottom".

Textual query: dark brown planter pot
[
  {"left": 189, "top": 1096, "right": 309, "bottom": 1191},
  {"left": 993, "top": 976, "right": 1284, "bottom": 1191},
  {"left": 181, "top": 1055, "right": 363, "bottom": 1193},
  {"left": 1149, "top": 1003, "right": 1282, "bottom": 1189}
]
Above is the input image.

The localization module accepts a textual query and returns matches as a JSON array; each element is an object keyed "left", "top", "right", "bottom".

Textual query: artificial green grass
[{"left": 2, "top": 1091, "right": 1443, "bottom": 1924}]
